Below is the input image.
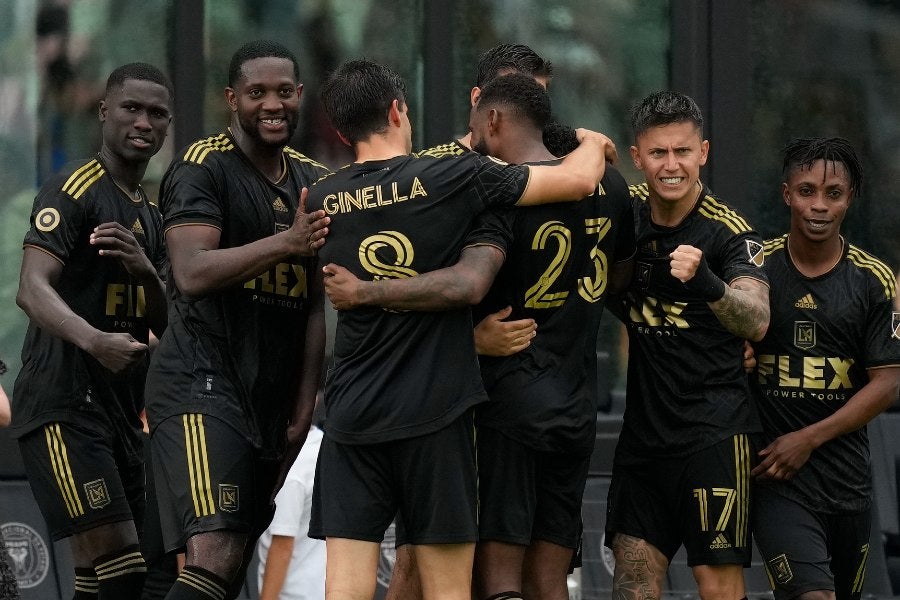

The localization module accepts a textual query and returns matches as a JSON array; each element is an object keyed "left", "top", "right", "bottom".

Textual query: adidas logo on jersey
[
  {"left": 709, "top": 533, "right": 732, "bottom": 550},
  {"left": 272, "top": 198, "right": 288, "bottom": 213},
  {"left": 131, "top": 219, "right": 144, "bottom": 236},
  {"left": 794, "top": 293, "right": 817, "bottom": 309}
]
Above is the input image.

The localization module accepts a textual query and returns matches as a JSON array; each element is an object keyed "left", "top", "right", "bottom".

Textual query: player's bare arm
[
  {"left": 752, "top": 366, "right": 900, "bottom": 481},
  {"left": 90, "top": 221, "right": 167, "bottom": 335},
  {"left": 167, "top": 189, "right": 330, "bottom": 298},
  {"left": 670, "top": 244, "right": 769, "bottom": 341},
  {"left": 16, "top": 247, "right": 148, "bottom": 373},
  {"left": 519, "top": 128, "right": 616, "bottom": 206},
  {"left": 323, "top": 244, "right": 505, "bottom": 311},
  {"left": 473, "top": 306, "right": 536, "bottom": 356}
]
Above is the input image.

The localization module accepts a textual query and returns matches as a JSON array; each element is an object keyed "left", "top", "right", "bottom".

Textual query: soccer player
[
  {"left": 606, "top": 91, "right": 770, "bottom": 600},
  {"left": 307, "top": 58, "right": 612, "bottom": 600},
  {"left": 144, "top": 41, "right": 329, "bottom": 600},
  {"left": 322, "top": 73, "right": 633, "bottom": 600},
  {"left": 750, "top": 137, "right": 900, "bottom": 600},
  {"left": 11, "top": 62, "right": 173, "bottom": 599}
]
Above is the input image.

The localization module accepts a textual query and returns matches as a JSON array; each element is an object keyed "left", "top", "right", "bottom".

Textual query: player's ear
[
  {"left": 388, "top": 99, "right": 403, "bottom": 127},
  {"left": 629, "top": 146, "right": 641, "bottom": 170},
  {"left": 470, "top": 86, "right": 481, "bottom": 108},
  {"left": 296, "top": 83, "right": 304, "bottom": 101},
  {"left": 98, "top": 100, "right": 108, "bottom": 122},
  {"left": 782, "top": 182, "right": 791, "bottom": 206},
  {"left": 224, "top": 87, "right": 237, "bottom": 112}
]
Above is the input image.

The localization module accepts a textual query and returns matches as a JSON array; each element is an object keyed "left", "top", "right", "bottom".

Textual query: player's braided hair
[
  {"left": 106, "top": 62, "right": 174, "bottom": 99},
  {"left": 630, "top": 90, "right": 703, "bottom": 139},
  {"left": 228, "top": 40, "right": 300, "bottom": 86},
  {"left": 782, "top": 137, "right": 863, "bottom": 195},
  {"left": 475, "top": 43, "right": 553, "bottom": 88}
]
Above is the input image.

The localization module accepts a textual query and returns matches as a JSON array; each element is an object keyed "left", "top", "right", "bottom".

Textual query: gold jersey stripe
[
  {"left": 764, "top": 235, "right": 787, "bottom": 255},
  {"left": 852, "top": 543, "right": 869, "bottom": 593},
  {"left": 698, "top": 196, "right": 752, "bottom": 234},
  {"left": 62, "top": 161, "right": 105, "bottom": 200},
  {"left": 628, "top": 183, "right": 650, "bottom": 202},
  {"left": 184, "top": 135, "right": 233, "bottom": 163},
  {"left": 733, "top": 433, "right": 751, "bottom": 547},
  {"left": 62, "top": 160, "right": 102, "bottom": 195},
  {"left": 415, "top": 143, "right": 466, "bottom": 158},
  {"left": 183, "top": 414, "right": 216, "bottom": 517},
  {"left": 847, "top": 247, "right": 896, "bottom": 299},
  {"left": 178, "top": 569, "right": 226, "bottom": 600},
  {"left": 284, "top": 147, "right": 329, "bottom": 170},
  {"left": 44, "top": 424, "right": 84, "bottom": 518}
]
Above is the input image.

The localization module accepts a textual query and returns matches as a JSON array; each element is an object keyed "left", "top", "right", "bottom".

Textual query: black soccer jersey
[
  {"left": 473, "top": 164, "right": 635, "bottom": 456},
  {"left": 11, "top": 157, "right": 166, "bottom": 437},
  {"left": 614, "top": 183, "right": 768, "bottom": 458},
  {"left": 145, "top": 131, "right": 330, "bottom": 455},
  {"left": 307, "top": 149, "right": 531, "bottom": 445},
  {"left": 752, "top": 236, "right": 900, "bottom": 513}
]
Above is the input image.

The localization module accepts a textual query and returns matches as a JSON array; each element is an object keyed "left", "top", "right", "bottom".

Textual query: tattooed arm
[
  {"left": 709, "top": 277, "right": 770, "bottom": 341},
  {"left": 670, "top": 244, "right": 770, "bottom": 341}
]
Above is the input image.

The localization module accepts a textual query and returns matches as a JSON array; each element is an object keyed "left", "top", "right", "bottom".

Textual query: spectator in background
[{"left": 256, "top": 407, "right": 325, "bottom": 600}]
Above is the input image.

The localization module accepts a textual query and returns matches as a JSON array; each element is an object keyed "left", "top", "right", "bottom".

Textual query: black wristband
[{"left": 683, "top": 255, "right": 727, "bottom": 301}]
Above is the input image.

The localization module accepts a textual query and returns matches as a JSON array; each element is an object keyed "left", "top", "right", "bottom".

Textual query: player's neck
[
  {"left": 495, "top": 131, "right": 555, "bottom": 164},
  {"left": 786, "top": 233, "right": 844, "bottom": 278},
  {"left": 97, "top": 147, "right": 146, "bottom": 195},
  {"left": 354, "top": 133, "right": 408, "bottom": 163},
  {"left": 648, "top": 180, "right": 702, "bottom": 227},
  {"left": 229, "top": 127, "right": 286, "bottom": 182}
]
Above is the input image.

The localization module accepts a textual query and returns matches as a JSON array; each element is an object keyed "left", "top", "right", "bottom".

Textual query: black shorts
[
  {"left": 18, "top": 419, "right": 144, "bottom": 541},
  {"left": 478, "top": 426, "right": 589, "bottom": 549},
  {"left": 605, "top": 434, "right": 752, "bottom": 566},
  {"left": 150, "top": 414, "right": 278, "bottom": 552},
  {"left": 753, "top": 485, "right": 871, "bottom": 600},
  {"left": 310, "top": 411, "right": 478, "bottom": 544}
]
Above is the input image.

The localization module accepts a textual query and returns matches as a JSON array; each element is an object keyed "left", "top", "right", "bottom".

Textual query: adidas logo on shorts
[{"left": 709, "top": 533, "right": 732, "bottom": 550}]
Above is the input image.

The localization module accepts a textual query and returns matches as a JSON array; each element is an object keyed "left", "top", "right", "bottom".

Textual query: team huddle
[{"left": 9, "top": 39, "right": 900, "bottom": 600}]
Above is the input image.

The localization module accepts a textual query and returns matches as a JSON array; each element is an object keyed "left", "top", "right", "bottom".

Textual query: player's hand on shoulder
[
  {"left": 290, "top": 187, "right": 330, "bottom": 256},
  {"left": 322, "top": 263, "right": 363, "bottom": 310},
  {"left": 474, "top": 306, "right": 537, "bottom": 357},
  {"left": 90, "top": 222, "right": 155, "bottom": 281},
  {"left": 86, "top": 331, "right": 149, "bottom": 373},
  {"left": 573, "top": 128, "right": 618, "bottom": 165}
]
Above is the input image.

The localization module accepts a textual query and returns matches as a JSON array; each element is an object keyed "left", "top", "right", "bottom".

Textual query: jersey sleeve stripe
[
  {"left": 847, "top": 247, "right": 896, "bottom": 298},
  {"left": 698, "top": 196, "right": 752, "bottom": 233},
  {"left": 628, "top": 183, "right": 650, "bottom": 201},
  {"left": 62, "top": 161, "right": 105, "bottom": 199},
  {"left": 284, "top": 147, "right": 329, "bottom": 170},
  {"left": 184, "top": 135, "right": 234, "bottom": 164},
  {"left": 763, "top": 235, "right": 787, "bottom": 256},
  {"left": 414, "top": 143, "right": 467, "bottom": 158}
]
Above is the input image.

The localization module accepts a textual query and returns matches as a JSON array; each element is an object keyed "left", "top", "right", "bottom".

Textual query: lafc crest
[
  {"left": 84, "top": 479, "right": 111, "bottom": 509},
  {"left": 768, "top": 554, "right": 793, "bottom": 584},
  {"left": 219, "top": 484, "right": 239, "bottom": 512},
  {"left": 794, "top": 321, "right": 816, "bottom": 350}
]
